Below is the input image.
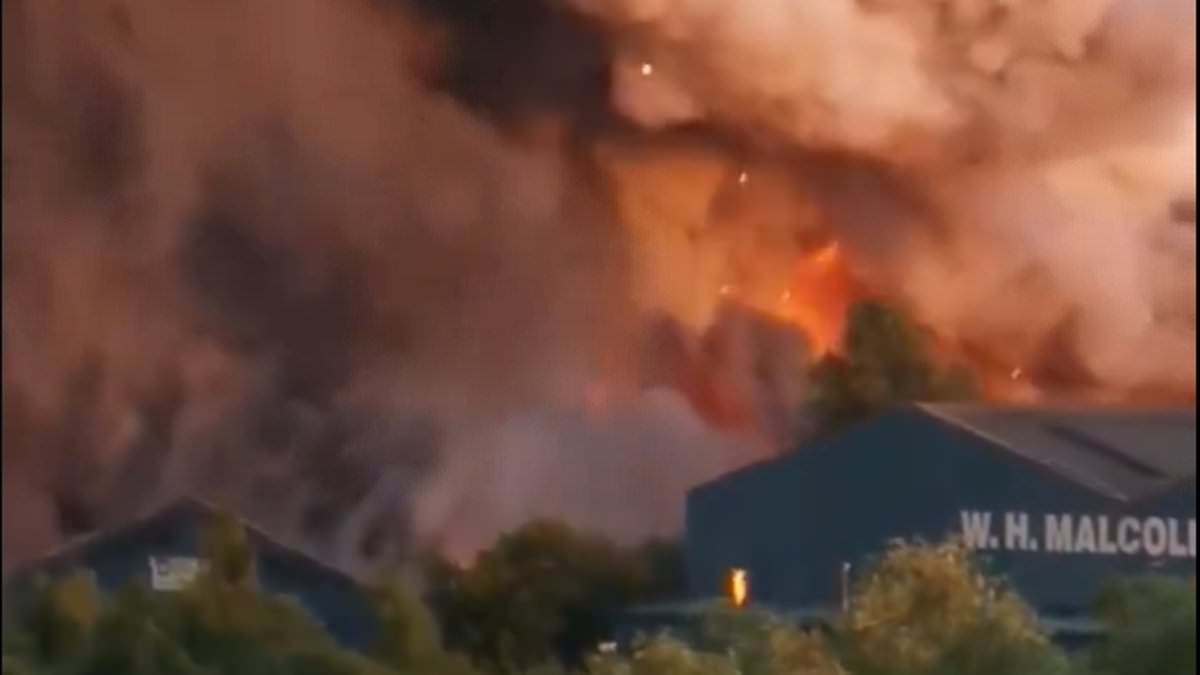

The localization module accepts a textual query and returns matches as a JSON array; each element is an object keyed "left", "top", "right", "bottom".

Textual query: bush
[
  {"left": 1087, "top": 577, "right": 1196, "bottom": 675},
  {"left": 426, "top": 522, "right": 676, "bottom": 673},
  {"left": 2, "top": 520, "right": 1187, "bottom": 675},
  {"left": 1, "top": 516, "right": 471, "bottom": 675},
  {"left": 838, "top": 540, "right": 1069, "bottom": 675}
]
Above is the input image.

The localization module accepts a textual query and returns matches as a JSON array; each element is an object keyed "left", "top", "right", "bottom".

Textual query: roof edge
[
  {"left": 4, "top": 494, "right": 362, "bottom": 588},
  {"left": 913, "top": 403, "right": 1199, "bottom": 502}
]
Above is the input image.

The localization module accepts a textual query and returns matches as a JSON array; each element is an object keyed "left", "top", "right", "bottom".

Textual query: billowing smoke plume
[
  {"left": 573, "top": 0, "right": 1196, "bottom": 396},
  {"left": 3, "top": 0, "right": 1195, "bottom": 572},
  {"left": 1, "top": 0, "right": 762, "bottom": 572}
]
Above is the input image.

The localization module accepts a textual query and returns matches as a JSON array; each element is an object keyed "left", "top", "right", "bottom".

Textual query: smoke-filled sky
[{"left": 2, "top": 0, "right": 1195, "bottom": 572}]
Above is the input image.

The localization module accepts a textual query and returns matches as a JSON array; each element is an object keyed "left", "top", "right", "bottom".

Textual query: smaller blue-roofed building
[{"left": 2, "top": 496, "right": 378, "bottom": 652}]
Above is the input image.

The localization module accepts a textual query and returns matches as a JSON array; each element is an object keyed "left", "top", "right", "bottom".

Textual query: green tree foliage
[
  {"left": 586, "top": 635, "right": 740, "bottom": 675},
  {"left": 697, "top": 608, "right": 846, "bottom": 675},
  {"left": 838, "top": 540, "right": 1068, "bottom": 675},
  {"left": 14, "top": 572, "right": 101, "bottom": 664},
  {"left": 1, "top": 516, "right": 465, "bottom": 675},
  {"left": 200, "top": 510, "right": 256, "bottom": 587},
  {"left": 810, "top": 300, "right": 976, "bottom": 432},
  {"left": 426, "top": 521, "right": 668, "bottom": 674},
  {"left": 66, "top": 585, "right": 211, "bottom": 675},
  {"left": 588, "top": 539, "right": 1072, "bottom": 675},
  {"left": 582, "top": 606, "right": 845, "bottom": 675},
  {"left": 1087, "top": 577, "right": 1196, "bottom": 675},
  {"left": 632, "top": 539, "right": 689, "bottom": 600},
  {"left": 3, "top": 519, "right": 1189, "bottom": 675},
  {"left": 368, "top": 578, "right": 479, "bottom": 675}
]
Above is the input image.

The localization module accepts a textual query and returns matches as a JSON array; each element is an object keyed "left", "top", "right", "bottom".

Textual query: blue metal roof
[
  {"left": 691, "top": 403, "right": 1196, "bottom": 506},
  {"left": 919, "top": 404, "right": 1195, "bottom": 502},
  {"left": 2, "top": 496, "right": 379, "bottom": 650},
  {"left": 3, "top": 495, "right": 359, "bottom": 589}
]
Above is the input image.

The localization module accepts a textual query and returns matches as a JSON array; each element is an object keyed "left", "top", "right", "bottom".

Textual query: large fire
[
  {"left": 2, "top": 0, "right": 1194, "bottom": 571},
  {"left": 756, "top": 240, "right": 857, "bottom": 356},
  {"left": 600, "top": 143, "right": 866, "bottom": 356}
]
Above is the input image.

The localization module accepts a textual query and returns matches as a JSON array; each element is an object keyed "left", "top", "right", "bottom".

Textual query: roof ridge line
[
  {"left": 914, "top": 403, "right": 1018, "bottom": 450},
  {"left": 3, "top": 497, "right": 204, "bottom": 581},
  {"left": 915, "top": 403, "right": 1131, "bottom": 501},
  {"left": 185, "top": 495, "right": 362, "bottom": 583},
  {"left": 4, "top": 494, "right": 361, "bottom": 586}
]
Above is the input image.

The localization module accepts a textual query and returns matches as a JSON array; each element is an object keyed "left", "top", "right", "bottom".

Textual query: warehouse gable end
[{"left": 684, "top": 403, "right": 1197, "bottom": 621}]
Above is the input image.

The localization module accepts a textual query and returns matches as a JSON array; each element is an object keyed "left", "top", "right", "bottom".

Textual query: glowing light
[
  {"left": 728, "top": 568, "right": 749, "bottom": 608},
  {"left": 812, "top": 241, "right": 840, "bottom": 267},
  {"left": 640, "top": 62, "right": 653, "bottom": 76},
  {"left": 720, "top": 284, "right": 734, "bottom": 296},
  {"left": 737, "top": 171, "right": 749, "bottom": 185},
  {"left": 768, "top": 239, "right": 855, "bottom": 355},
  {"left": 1010, "top": 367, "right": 1023, "bottom": 381}
]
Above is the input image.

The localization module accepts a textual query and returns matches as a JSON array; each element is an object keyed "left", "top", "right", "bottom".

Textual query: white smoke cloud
[
  {"left": 574, "top": 0, "right": 1197, "bottom": 394},
  {"left": 412, "top": 388, "right": 765, "bottom": 563},
  {"left": 3, "top": 0, "right": 779, "bottom": 571},
  {"left": 573, "top": 0, "right": 1196, "bottom": 162},
  {"left": 4, "top": 0, "right": 1194, "bottom": 574},
  {"left": 590, "top": 0, "right": 957, "bottom": 155},
  {"left": 911, "top": 122, "right": 1197, "bottom": 391}
]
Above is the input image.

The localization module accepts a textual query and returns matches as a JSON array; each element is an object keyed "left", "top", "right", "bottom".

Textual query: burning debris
[{"left": 2, "top": 0, "right": 1195, "bottom": 571}]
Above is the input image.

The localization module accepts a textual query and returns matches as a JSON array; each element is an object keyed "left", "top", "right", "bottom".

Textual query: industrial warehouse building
[
  {"left": 2, "top": 497, "right": 377, "bottom": 651},
  {"left": 684, "top": 403, "right": 1196, "bottom": 628}
]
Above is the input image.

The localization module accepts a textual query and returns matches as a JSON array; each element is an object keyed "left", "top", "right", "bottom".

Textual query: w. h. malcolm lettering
[{"left": 960, "top": 510, "right": 1197, "bottom": 559}]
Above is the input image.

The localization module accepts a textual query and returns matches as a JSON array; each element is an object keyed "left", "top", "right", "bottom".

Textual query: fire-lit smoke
[
  {"left": 3, "top": 0, "right": 1195, "bottom": 572},
  {"left": 597, "top": 139, "right": 861, "bottom": 354},
  {"left": 1, "top": 0, "right": 751, "bottom": 571},
  {"left": 574, "top": 0, "right": 1197, "bottom": 398}
]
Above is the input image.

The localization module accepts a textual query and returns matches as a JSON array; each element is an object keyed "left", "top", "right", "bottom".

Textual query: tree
[
  {"left": 696, "top": 608, "right": 846, "bottom": 675},
  {"left": 426, "top": 521, "right": 665, "bottom": 673},
  {"left": 633, "top": 538, "right": 689, "bottom": 601},
  {"left": 16, "top": 571, "right": 101, "bottom": 664},
  {"left": 810, "top": 300, "right": 975, "bottom": 432},
  {"left": 837, "top": 540, "right": 1069, "bottom": 675},
  {"left": 199, "top": 509, "right": 256, "bottom": 587},
  {"left": 585, "top": 635, "right": 739, "bottom": 675},
  {"left": 12, "top": 518, "right": 1192, "bottom": 675},
  {"left": 1, "top": 517, "right": 394, "bottom": 675},
  {"left": 69, "top": 585, "right": 211, "bottom": 675},
  {"left": 167, "top": 514, "right": 348, "bottom": 673},
  {"left": 581, "top": 606, "right": 845, "bottom": 675},
  {"left": 368, "top": 578, "right": 480, "bottom": 675},
  {"left": 1087, "top": 577, "right": 1196, "bottom": 675}
]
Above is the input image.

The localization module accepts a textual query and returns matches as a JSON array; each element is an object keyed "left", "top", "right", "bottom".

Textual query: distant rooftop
[
  {"left": 919, "top": 403, "right": 1196, "bottom": 502},
  {"left": 3, "top": 495, "right": 356, "bottom": 589}
]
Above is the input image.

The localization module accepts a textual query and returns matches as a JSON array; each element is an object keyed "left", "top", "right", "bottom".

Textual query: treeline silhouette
[{"left": 3, "top": 514, "right": 1193, "bottom": 675}]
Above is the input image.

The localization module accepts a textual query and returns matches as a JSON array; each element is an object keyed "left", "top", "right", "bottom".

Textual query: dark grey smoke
[
  {"left": 0, "top": 0, "right": 649, "bottom": 573},
  {"left": 398, "top": 0, "right": 616, "bottom": 129},
  {"left": 13, "top": 0, "right": 1186, "bottom": 576}
]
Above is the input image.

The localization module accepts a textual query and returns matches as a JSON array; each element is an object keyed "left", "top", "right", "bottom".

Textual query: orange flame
[
  {"left": 770, "top": 241, "right": 858, "bottom": 355},
  {"left": 727, "top": 568, "right": 749, "bottom": 608}
]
